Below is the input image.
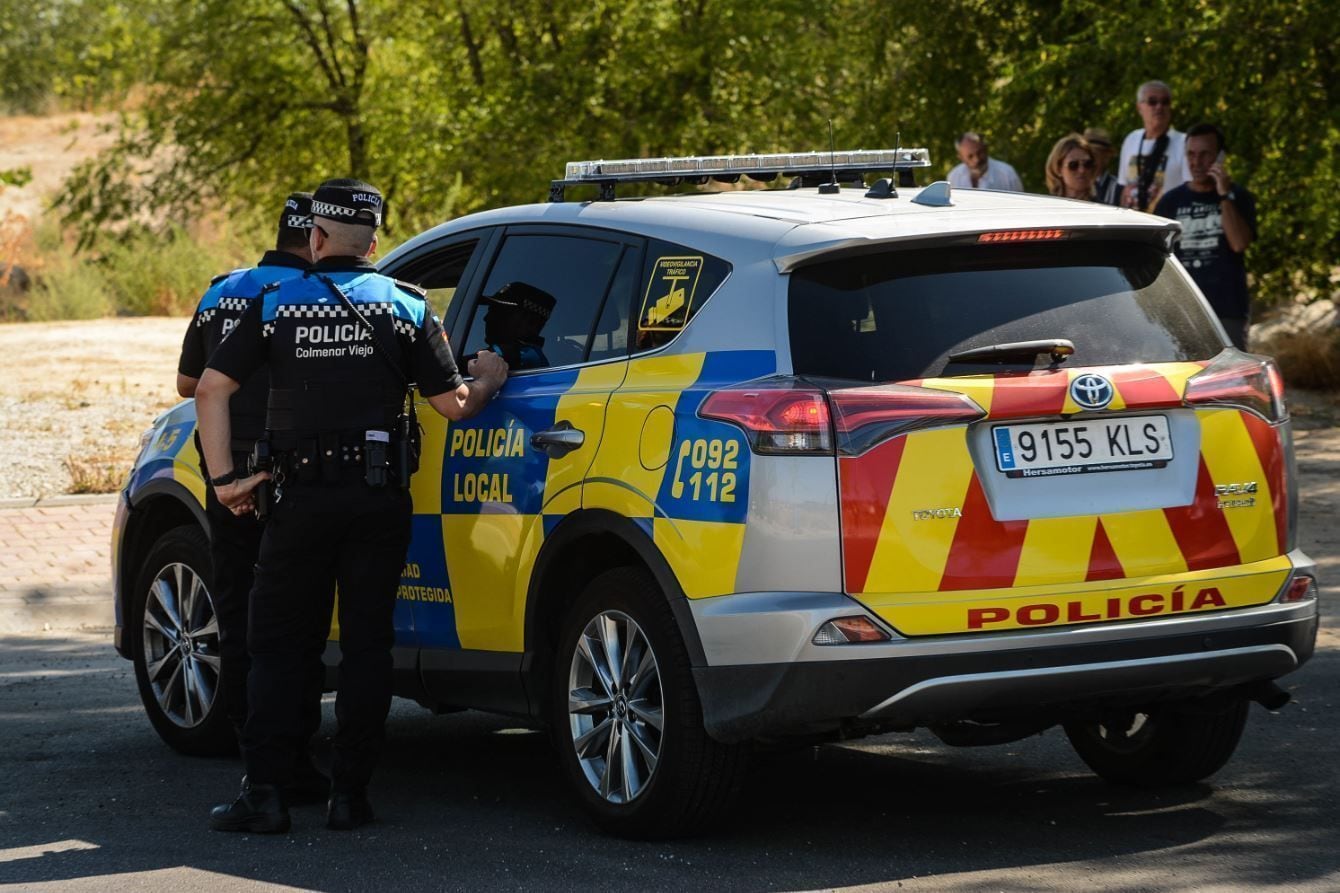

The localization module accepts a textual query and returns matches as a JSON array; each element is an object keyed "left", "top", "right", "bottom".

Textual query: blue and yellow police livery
[{"left": 113, "top": 148, "right": 1318, "bottom": 839}]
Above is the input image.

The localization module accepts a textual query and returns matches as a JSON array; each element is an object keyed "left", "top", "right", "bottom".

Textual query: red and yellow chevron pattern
[{"left": 839, "top": 363, "right": 1290, "bottom": 635}]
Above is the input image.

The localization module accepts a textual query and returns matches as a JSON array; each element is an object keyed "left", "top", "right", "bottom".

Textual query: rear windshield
[{"left": 788, "top": 241, "right": 1223, "bottom": 382}]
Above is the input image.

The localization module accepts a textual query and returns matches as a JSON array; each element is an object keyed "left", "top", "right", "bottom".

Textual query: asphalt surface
[
  {"left": 0, "top": 622, "right": 1336, "bottom": 892},
  {"left": 1, "top": 428, "right": 1337, "bottom": 892}
]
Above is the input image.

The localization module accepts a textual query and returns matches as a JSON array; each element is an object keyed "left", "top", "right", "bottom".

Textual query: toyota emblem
[{"left": 1070, "top": 373, "right": 1114, "bottom": 410}]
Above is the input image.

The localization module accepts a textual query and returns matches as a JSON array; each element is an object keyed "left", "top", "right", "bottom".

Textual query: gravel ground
[
  {"left": 0, "top": 318, "right": 185, "bottom": 499},
  {"left": 0, "top": 317, "right": 1337, "bottom": 500}
]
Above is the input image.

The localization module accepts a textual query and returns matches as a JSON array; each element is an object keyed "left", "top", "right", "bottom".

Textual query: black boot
[
  {"left": 326, "top": 788, "right": 374, "bottom": 831},
  {"left": 210, "top": 777, "right": 291, "bottom": 833},
  {"left": 285, "top": 757, "right": 331, "bottom": 806}
]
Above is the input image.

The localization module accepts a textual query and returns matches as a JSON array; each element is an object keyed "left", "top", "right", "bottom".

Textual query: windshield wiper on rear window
[{"left": 946, "top": 338, "right": 1076, "bottom": 365}]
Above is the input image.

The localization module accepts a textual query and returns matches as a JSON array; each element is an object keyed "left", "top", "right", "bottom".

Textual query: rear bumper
[{"left": 691, "top": 551, "right": 1319, "bottom": 742}]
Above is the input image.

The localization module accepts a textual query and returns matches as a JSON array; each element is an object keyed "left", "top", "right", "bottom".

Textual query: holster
[{"left": 247, "top": 437, "right": 273, "bottom": 520}]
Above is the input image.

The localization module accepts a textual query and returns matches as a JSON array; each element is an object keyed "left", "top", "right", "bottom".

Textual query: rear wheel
[
  {"left": 1064, "top": 695, "right": 1250, "bottom": 786},
  {"left": 131, "top": 525, "right": 236, "bottom": 756},
  {"left": 552, "top": 566, "right": 747, "bottom": 839}
]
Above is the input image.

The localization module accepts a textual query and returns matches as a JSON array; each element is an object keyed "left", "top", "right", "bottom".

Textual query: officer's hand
[
  {"left": 215, "top": 472, "right": 271, "bottom": 517},
  {"left": 468, "top": 350, "right": 509, "bottom": 384}
]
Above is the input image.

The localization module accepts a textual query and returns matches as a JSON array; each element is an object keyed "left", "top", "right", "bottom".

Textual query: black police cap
[
  {"left": 310, "top": 178, "right": 384, "bottom": 228},
  {"left": 277, "top": 191, "right": 313, "bottom": 238},
  {"left": 484, "top": 281, "right": 556, "bottom": 322}
]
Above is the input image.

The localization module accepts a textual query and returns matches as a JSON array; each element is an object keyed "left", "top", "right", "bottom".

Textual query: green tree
[
  {"left": 0, "top": 0, "right": 148, "bottom": 113},
  {"left": 52, "top": 0, "right": 1339, "bottom": 302}
]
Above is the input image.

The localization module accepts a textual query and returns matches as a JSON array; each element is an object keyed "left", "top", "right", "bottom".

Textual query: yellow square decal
[{"left": 638, "top": 256, "right": 703, "bottom": 332}]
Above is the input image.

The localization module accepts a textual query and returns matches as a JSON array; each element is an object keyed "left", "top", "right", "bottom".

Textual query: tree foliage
[{"left": 36, "top": 0, "right": 1340, "bottom": 300}]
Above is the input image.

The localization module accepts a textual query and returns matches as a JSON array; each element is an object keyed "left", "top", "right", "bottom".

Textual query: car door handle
[{"left": 531, "top": 421, "right": 585, "bottom": 458}]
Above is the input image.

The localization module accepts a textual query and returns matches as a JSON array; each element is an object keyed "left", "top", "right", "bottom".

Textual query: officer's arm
[
  {"left": 427, "top": 352, "right": 508, "bottom": 421},
  {"left": 198, "top": 299, "right": 270, "bottom": 511},
  {"left": 177, "top": 298, "right": 210, "bottom": 398},
  {"left": 196, "top": 369, "right": 240, "bottom": 476},
  {"left": 414, "top": 311, "right": 508, "bottom": 421}
]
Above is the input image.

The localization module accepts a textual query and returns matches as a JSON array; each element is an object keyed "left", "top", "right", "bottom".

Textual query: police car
[{"left": 112, "top": 148, "right": 1319, "bottom": 838}]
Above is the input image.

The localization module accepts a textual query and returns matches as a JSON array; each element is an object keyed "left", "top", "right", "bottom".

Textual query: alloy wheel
[
  {"left": 141, "top": 561, "right": 220, "bottom": 729},
  {"left": 567, "top": 610, "right": 664, "bottom": 804}
]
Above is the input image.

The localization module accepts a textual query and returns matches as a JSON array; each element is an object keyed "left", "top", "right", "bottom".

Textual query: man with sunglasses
[
  {"left": 196, "top": 178, "right": 508, "bottom": 834},
  {"left": 1117, "top": 81, "right": 1188, "bottom": 212}
]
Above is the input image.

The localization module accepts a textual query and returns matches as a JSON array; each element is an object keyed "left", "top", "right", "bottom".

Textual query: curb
[
  {"left": 0, "top": 594, "right": 113, "bottom": 634},
  {"left": 0, "top": 493, "right": 120, "bottom": 510}
]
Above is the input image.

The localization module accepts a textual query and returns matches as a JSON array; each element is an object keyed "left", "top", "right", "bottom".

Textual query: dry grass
[
  {"left": 63, "top": 451, "right": 127, "bottom": 494},
  {"left": 0, "top": 317, "right": 184, "bottom": 498}
]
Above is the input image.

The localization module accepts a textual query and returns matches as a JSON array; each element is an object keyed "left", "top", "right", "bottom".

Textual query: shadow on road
[{"left": 1, "top": 635, "right": 1336, "bottom": 891}]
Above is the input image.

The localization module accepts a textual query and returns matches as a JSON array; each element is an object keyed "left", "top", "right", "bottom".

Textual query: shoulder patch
[
  {"left": 393, "top": 279, "right": 428, "bottom": 299},
  {"left": 210, "top": 266, "right": 248, "bottom": 286}
]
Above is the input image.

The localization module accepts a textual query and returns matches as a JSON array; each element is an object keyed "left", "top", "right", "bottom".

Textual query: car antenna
[
  {"left": 865, "top": 128, "right": 901, "bottom": 199},
  {"left": 819, "top": 119, "right": 840, "bottom": 194}
]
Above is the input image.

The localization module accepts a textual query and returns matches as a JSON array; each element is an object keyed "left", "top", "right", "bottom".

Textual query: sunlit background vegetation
[{"left": 0, "top": 0, "right": 1336, "bottom": 325}]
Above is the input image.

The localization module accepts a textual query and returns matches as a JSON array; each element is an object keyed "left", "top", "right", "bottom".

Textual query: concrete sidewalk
[{"left": 0, "top": 493, "right": 117, "bottom": 633}]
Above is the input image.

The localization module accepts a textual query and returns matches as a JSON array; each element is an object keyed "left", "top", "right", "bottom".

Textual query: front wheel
[
  {"left": 1064, "top": 695, "right": 1250, "bottom": 787},
  {"left": 131, "top": 525, "right": 236, "bottom": 756},
  {"left": 552, "top": 566, "right": 747, "bottom": 839}
]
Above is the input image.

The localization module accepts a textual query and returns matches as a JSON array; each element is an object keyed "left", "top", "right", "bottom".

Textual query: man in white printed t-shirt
[
  {"left": 946, "top": 132, "right": 1024, "bottom": 192},
  {"left": 1118, "top": 80, "right": 1188, "bottom": 212}
]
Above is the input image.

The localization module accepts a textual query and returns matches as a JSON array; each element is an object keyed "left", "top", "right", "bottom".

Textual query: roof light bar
[
  {"left": 550, "top": 148, "right": 932, "bottom": 202},
  {"left": 564, "top": 148, "right": 930, "bottom": 182}
]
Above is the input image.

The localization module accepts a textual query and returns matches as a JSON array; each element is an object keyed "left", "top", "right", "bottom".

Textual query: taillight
[
  {"left": 812, "top": 616, "right": 892, "bottom": 645},
  {"left": 1281, "top": 576, "right": 1316, "bottom": 603},
  {"left": 702, "top": 379, "right": 986, "bottom": 456},
  {"left": 1184, "top": 350, "right": 1288, "bottom": 423},
  {"left": 700, "top": 385, "right": 833, "bottom": 454},
  {"left": 829, "top": 383, "right": 985, "bottom": 455}
]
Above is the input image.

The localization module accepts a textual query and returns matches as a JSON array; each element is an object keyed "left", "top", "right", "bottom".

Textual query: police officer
[
  {"left": 482, "top": 280, "right": 556, "bottom": 370},
  {"left": 176, "top": 193, "right": 326, "bottom": 798},
  {"left": 197, "top": 179, "right": 508, "bottom": 833}
]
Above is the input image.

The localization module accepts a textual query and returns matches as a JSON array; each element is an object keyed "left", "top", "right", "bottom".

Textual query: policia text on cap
[{"left": 195, "top": 178, "right": 509, "bottom": 834}]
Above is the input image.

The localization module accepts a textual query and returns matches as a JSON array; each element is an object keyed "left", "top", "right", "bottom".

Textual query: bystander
[{"left": 1154, "top": 123, "right": 1257, "bottom": 349}]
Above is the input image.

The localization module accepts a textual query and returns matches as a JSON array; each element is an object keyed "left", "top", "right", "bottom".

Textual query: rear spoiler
[{"left": 774, "top": 223, "right": 1181, "bottom": 273}]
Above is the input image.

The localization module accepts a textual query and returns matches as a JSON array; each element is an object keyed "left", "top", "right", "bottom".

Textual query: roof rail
[{"left": 548, "top": 148, "right": 932, "bottom": 202}]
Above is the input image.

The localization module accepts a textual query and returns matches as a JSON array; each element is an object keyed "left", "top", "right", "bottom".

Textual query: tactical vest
[
  {"left": 257, "top": 270, "right": 423, "bottom": 449},
  {"left": 195, "top": 260, "right": 307, "bottom": 442}
]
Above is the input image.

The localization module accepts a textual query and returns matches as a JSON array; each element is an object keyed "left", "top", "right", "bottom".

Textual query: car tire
[
  {"left": 1063, "top": 695, "right": 1250, "bottom": 787},
  {"left": 130, "top": 525, "right": 236, "bottom": 757},
  {"left": 552, "top": 566, "right": 747, "bottom": 839}
]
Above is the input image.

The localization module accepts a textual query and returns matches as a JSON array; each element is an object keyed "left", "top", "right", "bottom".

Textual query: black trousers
[
  {"left": 243, "top": 477, "right": 411, "bottom": 791},
  {"left": 204, "top": 470, "right": 262, "bottom": 739},
  {"left": 207, "top": 450, "right": 324, "bottom": 757}
]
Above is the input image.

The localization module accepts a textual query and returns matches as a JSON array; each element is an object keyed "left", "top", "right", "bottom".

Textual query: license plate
[{"left": 992, "top": 415, "right": 1173, "bottom": 478}]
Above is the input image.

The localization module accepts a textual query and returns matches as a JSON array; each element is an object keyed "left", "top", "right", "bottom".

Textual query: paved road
[
  {"left": 1, "top": 430, "right": 1336, "bottom": 892},
  {"left": 0, "top": 628, "right": 1336, "bottom": 892},
  {"left": 0, "top": 495, "right": 117, "bottom": 634}
]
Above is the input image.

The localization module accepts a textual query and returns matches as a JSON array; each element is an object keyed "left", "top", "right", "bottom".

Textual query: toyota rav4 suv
[{"left": 112, "top": 149, "right": 1318, "bottom": 839}]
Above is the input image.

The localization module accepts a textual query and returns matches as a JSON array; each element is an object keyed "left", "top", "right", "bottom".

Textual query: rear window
[{"left": 788, "top": 241, "right": 1223, "bottom": 382}]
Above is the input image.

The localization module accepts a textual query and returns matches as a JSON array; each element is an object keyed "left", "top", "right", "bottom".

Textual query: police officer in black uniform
[
  {"left": 482, "top": 280, "right": 556, "bottom": 370},
  {"left": 196, "top": 179, "right": 508, "bottom": 833},
  {"left": 177, "top": 195, "right": 329, "bottom": 788}
]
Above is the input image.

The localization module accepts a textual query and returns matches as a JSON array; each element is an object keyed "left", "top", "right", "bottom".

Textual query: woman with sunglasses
[{"left": 1045, "top": 134, "right": 1109, "bottom": 202}]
